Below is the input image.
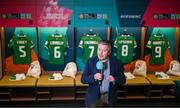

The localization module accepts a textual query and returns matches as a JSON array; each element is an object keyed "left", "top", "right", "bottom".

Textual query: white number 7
[{"left": 89, "top": 46, "right": 94, "bottom": 58}]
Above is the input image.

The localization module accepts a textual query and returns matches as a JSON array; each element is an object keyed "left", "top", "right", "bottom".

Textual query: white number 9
[{"left": 155, "top": 46, "right": 161, "bottom": 58}]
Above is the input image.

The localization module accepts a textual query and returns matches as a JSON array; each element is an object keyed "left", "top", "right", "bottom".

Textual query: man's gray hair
[{"left": 98, "top": 40, "right": 112, "bottom": 51}]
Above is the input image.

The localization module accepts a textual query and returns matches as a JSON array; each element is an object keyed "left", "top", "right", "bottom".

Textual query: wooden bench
[
  {"left": 36, "top": 74, "right": 75, "bottom": 101},
  {"left": 146, "top": 74, "right": 175, "bottom": 99},
  {"left": 0, "top": 75, "right": 37, "bottom": 101},
  {"left": 118, "top": 76, "right": 150, "bottom": 99}
]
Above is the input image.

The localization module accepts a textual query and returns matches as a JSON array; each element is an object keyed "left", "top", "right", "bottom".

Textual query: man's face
[{"left": 97, "top": 43, "right": 111, "bottom": 61}]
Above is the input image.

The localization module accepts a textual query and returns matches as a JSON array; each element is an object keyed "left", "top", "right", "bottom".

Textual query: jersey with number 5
[
  {"left": 147, "top": 35, "right": 170, "bottom": 65},
  {"left": 79, "top": 35, "right": 101, "bottom": 63},
  {"left": 45, "top": 35, "right": 67, "bottom": 64},
  {"left": 114, "top": 35, "right": 137, "bottom": 64},
  {"left": 9, "top": 35, "right": 34, "bottom": 64}
]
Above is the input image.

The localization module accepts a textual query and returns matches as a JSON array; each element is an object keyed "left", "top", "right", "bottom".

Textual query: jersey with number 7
[
  {"left": 114, "top": 35, "right": 137, "bottom": 64},
  {"left": 147, "top": 35, "right": 170, "bottom": 65},
  {"left": 9, "top": 35, "right": 34, "bottom": 64},
  {"left": 79, "top": 35, "right": 101, "bottom": 63},
  {"left": 45, "top": 35, "right": 67, "bottom": 64}
]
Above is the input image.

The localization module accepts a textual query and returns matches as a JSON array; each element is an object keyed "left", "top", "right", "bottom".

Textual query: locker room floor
[{"left": 0, "top": 99, "right": 180, "bottom": 107}]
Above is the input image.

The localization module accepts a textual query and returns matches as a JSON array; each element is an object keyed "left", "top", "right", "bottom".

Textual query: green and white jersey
[
  {"left": 9, "top": 35, "right": 34, "bottom": 64},
  {"left": 147, "top": 34, "right": 170, "bottom": 65},
  {"left": 114, "top": 35, "right": 137, "bottom": 64},
  {"left": 79, "top": 34, "right": 101, "bottom": 63},
  {"left": 45, "top": 34, "right": 68, "bottom": 64}
]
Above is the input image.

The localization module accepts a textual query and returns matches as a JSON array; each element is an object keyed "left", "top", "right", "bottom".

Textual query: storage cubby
[
  {"left": 36, "top": 88, "right": 51, "bottom": 101},
  {"left": 36, "top": 75, "right": 75, "bottom": 100},
  {"left": 0, "top": 88, "right": 10, "bottom": 101},
  {"left": 117, "top": 76, "right": 151, "bottom": 100},
  {"left": 149, "top": 86, "right": 163, "bottom": 98},
  {"left": 163, "top": 85, "right": 175, "bottom": 99},
  {"left": 51, "top": 87, "right": 75, "bottom": 100},
  {"left": 117, "top": 86, "right": 150, "bottom": 99},
  {"left": 125, "top": 86, "right": 150, "bottom": 99},
  {"left": 149, "top": 85, "right": 175, "bottom": 99},
  {"left": 74, "top": 73, "right": 88, "bottom": 101},
  {"left": 10, "top": 87, "right": 36, "bottom": 101},
  {"left": 117, "top": 86, "right": 126, "bottom": 99},
  {"left": 75, "top": 86, "right": 87, "bottom": 100},
  {"left": 0, "top": 76, "right": 37, "bottom": 101},
  {"left": 147, "top": 74, "right": 176, "bottom": 99}
]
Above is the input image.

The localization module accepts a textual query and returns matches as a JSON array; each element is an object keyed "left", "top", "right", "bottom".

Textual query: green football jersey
[
  {"left": 79, "top": 34, "right": 101, "bottom": 63},
  {"left": 45, "top": 35, "right": 67, "bottom": 64},
  {"left": 147, "top": 34, "right": 170, "bottom": 65},
  {"left": 9, "top": 35, "right": 34, "bottom": 64},
  {"left": 114, "top": 35, "right": 137, "bottom": 64}
]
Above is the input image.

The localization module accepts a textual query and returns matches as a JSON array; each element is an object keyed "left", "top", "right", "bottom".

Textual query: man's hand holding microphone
[
  {"left": 94, "top": 60, "right": 115, "bottom": 85},
  {"left": 94, "top": 61, "right": 104, "bottom": 85}
]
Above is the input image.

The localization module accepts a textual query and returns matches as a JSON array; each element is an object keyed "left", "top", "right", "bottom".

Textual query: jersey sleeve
[
  {"left": 133, "top": 37, "right": 137, "bottom": 48},
  {"left": 113, "top": 37, "right": 118, "bottom": 48},
  {"left": 65, "top": 36, "right": 69, "bottom": 48},
  {"left": 64, "top": 36, "right": 68, "bottom": 48},
  {"left": 79, "top": 37, "right": 84, "bottom": 48},
  {"left": 97, "top": 36, "right": 102, "bottom": 41},
  {"left": 44, "top": 37, "right": 49, "bottom": 49},
  {"left": 28, "top": 36, "right": 34, "bottom": 48},
  {"left": 8, "top": 37, "right": 14, "bottom": 47},
  {"left": 165, "top": 36, "right": 170, "bottom": 49},
  {"left": 167, "top": 41, "right": 170, "bottom": 48},
  {"left": 146, "top": 36, "right": 152, "bottom": 48}
]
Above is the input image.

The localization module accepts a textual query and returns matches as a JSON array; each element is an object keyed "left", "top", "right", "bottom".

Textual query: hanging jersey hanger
[
  {"left": 89, "top": 28, "right": 94, "bottom": 35},
  {"left": 18, "top": 29, "right": 26, "bottom": 37},
  {"left": 54, "top": 29, "right": 60, "bottom": 35},
  {"left": 19, "top": 29, "right": 24, "bottom": 35},
  {"left": 156, "top": 29, "right": 162, "bottom": 36},
  {"left": 122, "top": 28, "right": 128, "bottom": 36}
]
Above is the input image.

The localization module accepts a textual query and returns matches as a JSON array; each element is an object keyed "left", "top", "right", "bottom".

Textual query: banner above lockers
[
  {"left": 0, "top": 0, "right": 180, "bottom": 27},
  {"left": 0, "top": 0, "right": 73, "bottom": 27},
  {"left": 142, "top": 0, "right": 180, "bottom": 27},
  {"left": 0, "top": 0, "right": 37, "bottom": 27}
]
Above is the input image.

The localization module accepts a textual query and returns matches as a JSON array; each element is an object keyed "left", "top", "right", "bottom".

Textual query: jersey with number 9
[{"left": 147, "top": 35, "right": 170, "bottom": 65}]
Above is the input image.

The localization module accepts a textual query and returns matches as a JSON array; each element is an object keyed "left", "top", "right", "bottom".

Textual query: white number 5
[{"left": 19, "top": 46, "right": 26, "bottom": 57}]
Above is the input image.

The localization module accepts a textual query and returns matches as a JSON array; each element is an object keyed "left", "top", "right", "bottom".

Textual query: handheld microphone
[{"left": 96, "top": 61, "right": 104, "bottom": 85}]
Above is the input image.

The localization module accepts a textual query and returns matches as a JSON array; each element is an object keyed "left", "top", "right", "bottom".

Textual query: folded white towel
[{"left": 124, "top": 72, "right": 135, "bottom": 79}]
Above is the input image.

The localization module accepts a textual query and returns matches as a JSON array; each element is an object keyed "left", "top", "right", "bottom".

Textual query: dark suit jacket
[{"left": 81, "top": 56, "right": 126, "bottom": 107}]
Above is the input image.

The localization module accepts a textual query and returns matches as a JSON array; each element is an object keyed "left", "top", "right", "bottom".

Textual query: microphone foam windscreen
[{"left": 96, "top": 61, "right": 104, "bottom": 70}]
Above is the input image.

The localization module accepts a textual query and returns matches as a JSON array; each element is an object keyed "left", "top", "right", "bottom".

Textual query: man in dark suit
[{"left": 81, "top": 40, "right": 126, "bottom": 107}]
